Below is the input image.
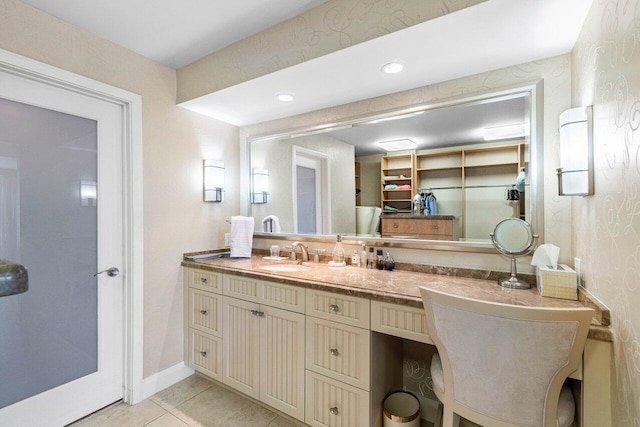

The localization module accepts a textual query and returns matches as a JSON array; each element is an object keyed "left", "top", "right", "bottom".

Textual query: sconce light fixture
[
  {"left": 80, "top": 180, "right": 97, "bottom": 207},
  {"left": 251, "top": 168, "right": 269, "bottom": 204},
  {"left": 557, "top": 106, "right": 593, "bottom": 196},
  {"left": 203, "top": 160, "right": 224, "bottom": 202}
]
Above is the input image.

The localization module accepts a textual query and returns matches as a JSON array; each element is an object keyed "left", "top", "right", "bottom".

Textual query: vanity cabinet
[
  {"left": 305, "top": 289, "right": 371, "bottom": 427},
  {"left": 380, "top": 216, "right": 458, "bottom": 240},
  {"left": 221, "top": 276, "right": 306, "bottom": 421},
  {"left": 184, "top": 269, "right": 224, "bottom": 381}
]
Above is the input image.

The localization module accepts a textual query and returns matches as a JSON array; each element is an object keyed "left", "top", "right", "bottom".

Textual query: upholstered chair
[{"left": 420, "top": 287, "right": 594, "bottom": 427}]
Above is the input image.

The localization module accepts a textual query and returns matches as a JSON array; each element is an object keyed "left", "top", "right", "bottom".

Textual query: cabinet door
[
  {"left": 306, "top": 317, "right": 370, "bottom": 390},
  {"left": 188, "top": 288, "right": 222, "bottom": 337},
  {"left": 188, "top": 328, "right": 223, "bottom": 381},
  {"left": 260, "top": 306, "right": 306, "bottom": 421},
  {"left": 305, "top": 370, "right": 370, "bottom": 427},
  {"left": 222, "top": 296, "right": 261, "bottom": 399}
]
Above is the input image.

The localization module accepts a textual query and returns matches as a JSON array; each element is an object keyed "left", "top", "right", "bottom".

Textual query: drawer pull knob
[
  {"left": 200, "top": 309, "right": 208, "bottom": 315},
  {"left": 432, "top": 225, "right": 439, "bottom": 229},
  {"left": 330, "top": 348, "right": 339, "bottom": 356},
  {"left": 329, "top": 406, "right": 339, "bottom": 415},
  {"left": 251, "top": 309, "right": 265, "bottom": 317},
  {"left": 393, "top": 223, "right": 399, "bottom": 228},
  {"left": 329, "top": 304, "right": 340, "bottom": 312},
  {"left": 200, "top": 351, "right": 207, "bottom": 357},
  {"left": 200, "top": 277, "right": 208, "bottom": 283}
]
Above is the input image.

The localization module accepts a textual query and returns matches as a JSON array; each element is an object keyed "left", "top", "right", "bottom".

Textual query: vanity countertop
[{"left": 181, "top": 255, "right": 611, "bottom": 341}]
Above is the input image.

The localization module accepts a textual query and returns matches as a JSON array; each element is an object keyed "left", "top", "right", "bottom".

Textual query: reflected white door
[
  {"left": 0, "top": 66, "right": 124, "bottom": 427},
  {"left": 293, "top": 147, "right": 330, "bottom": 235}
]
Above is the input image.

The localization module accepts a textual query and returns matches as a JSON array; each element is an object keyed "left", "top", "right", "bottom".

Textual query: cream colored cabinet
[
  {"left": 305, "top": 289, "right": 371, "bottom": 427},
  {"left": 222, "top": 274, "right": 306, "bottom": 422},
  {"left": 305, "top": 370, "right": 370, "bottom": 427},
  {"left": 184, "top": 268, "right": 224, "bottom": 381},
  {"left": 370, "top": 300, "right": 431, "bottom": 344}
]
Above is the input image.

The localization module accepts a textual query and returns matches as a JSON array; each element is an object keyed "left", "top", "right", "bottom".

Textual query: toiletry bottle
[
  {"left": 384, "top": 252, "right": 395, "bottom": 271},
  {"left": 352, "top": 250, "right": 360, "bottom": 267},
  {"left": 332, "top": 234, "right": 345, "bottom": 264},
  {"left": 367, "top": 247, "right": 376, "bottom": 269},
  {"left": 376, "top": 250, "right": 384, "bottom": 270},
  {"left": 360, "top": 244, "right": 367, "bottom": 268}
]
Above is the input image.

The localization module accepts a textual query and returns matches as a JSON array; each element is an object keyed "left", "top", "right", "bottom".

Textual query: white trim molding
[
  {"left": 141, "top": 363, "right": 195, "bottom": 401},
  {"left": 0, "top": 48, "right": 145, "bottom": 405}
]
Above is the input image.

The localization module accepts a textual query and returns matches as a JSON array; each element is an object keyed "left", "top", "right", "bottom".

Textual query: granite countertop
[{"left": 181, "top": 255, "right": 612, "bottom": 342}]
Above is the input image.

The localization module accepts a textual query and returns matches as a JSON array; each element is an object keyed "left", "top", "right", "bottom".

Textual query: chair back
[{"left": 420, "top": 287, "right": 594, "bottom": 427}]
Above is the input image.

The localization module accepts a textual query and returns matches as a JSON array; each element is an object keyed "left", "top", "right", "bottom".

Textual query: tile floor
[{"left": 69, "top": 375, "right": 304, "bottom": 427}]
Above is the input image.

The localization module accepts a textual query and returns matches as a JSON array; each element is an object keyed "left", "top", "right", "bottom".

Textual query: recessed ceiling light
[
  {"left": 381, "top": 62, "right": 404, "bottom": 74},
  {"left": 277, "top": 93, "right": 295, "bottom": 102},
  {"left": 378, "top": 139, "right": 417, "bottom": 151}
]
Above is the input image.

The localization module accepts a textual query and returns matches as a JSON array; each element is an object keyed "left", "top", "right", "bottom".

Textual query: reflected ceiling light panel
[
  {"left": 381, "top": 62, "right": 404, "bottom": 74},
  {"left": 378, "top": 138, "right": 417, "bottom": 151},
  {"left": 277, "top": 93, "right": 295, "bottom": 102},
  {"left": 483, "top": 123, "right": 529, "bottom": 141}
]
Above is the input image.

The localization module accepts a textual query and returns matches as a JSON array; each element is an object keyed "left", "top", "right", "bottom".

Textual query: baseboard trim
[{"left": 140, "top": 362, "right": 194, "bottom": 401}]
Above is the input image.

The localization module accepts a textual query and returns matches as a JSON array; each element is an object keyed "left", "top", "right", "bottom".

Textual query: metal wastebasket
[{"left": 383, "top": 391, "right": 421, "bottom": 427}]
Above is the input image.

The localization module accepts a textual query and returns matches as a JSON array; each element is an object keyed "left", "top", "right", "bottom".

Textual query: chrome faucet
[{"left": 291, "top": 242, "right": 309, "bottom": 262}]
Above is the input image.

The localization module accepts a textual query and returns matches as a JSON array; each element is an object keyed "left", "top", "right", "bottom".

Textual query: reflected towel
[
  {"left": 261, "top": 215, "right": 281, "bottom": 233},
  {"left": 230, "top": 216, "right": 254, "bottom": 258}
]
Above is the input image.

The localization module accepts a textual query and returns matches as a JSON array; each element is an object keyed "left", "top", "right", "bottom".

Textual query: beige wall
[
  {"left": 0, "top": 0, "right": 239, "bottom": 378},
  {"left": 572, "top": 1, "right": 640, "bottom": 424},
  {"left": 251, "top": 133, "right": 355, "bottom": 234},
  {"left": 177, "top": 0, "right": 488, "bottom": 102}
]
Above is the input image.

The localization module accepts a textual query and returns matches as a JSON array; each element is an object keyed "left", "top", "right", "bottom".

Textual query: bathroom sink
[{"left": 259, "top": 264, "right": 311, "bottom": 272}]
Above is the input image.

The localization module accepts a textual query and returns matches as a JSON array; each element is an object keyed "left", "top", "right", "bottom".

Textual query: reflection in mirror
[{"left": 248, "top": 82, "right": 543, "bottom": 249}]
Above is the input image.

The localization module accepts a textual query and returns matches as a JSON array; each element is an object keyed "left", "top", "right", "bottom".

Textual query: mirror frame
[{"left": 242, "top": 80, "right": 544, "bottom": 254}]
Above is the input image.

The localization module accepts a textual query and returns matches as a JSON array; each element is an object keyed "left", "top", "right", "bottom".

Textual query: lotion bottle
[{"left": 360, "top": 243, "right": 367, "bottom": 268}]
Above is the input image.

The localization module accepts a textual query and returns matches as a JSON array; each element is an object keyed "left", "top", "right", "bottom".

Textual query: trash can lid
[{"left": 383, "top": 391, "right": 420, "bottom": 422}]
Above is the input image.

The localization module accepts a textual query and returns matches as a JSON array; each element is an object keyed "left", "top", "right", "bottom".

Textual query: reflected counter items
[{"left": 0, "top": 260, "right": 28, "bottom": 297}]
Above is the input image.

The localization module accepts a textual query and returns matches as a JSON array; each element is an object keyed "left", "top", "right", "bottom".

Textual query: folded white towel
[
  {"left": 261, "top": 215, "right": 281, "bottom": 233},
  {"left": 230, "top": 216, "right": 254, "bottom": 258}
]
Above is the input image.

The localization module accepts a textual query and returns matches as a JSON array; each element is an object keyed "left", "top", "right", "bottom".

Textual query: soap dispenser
[{"left": 330, "top": 234, "right": 346, "bottom": 266}]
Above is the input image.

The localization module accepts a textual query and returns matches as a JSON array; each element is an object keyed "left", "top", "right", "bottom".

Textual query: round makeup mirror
[{"left": 490, "top": 218, "right": 538, "bottom": 289}]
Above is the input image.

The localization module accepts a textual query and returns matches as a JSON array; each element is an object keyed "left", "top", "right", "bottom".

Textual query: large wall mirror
[{"left": 248, "top": 82, "right": 543, "bottom": 252}]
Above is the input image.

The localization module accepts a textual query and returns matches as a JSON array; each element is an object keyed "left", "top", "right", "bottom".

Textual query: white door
[{"left": 0, "top": 65, "right": 124, "bottom": 427}]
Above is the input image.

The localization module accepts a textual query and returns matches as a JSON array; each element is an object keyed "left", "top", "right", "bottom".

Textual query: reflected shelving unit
[{"left": 380, "top": 153, "right": 415, "bottom": 213}]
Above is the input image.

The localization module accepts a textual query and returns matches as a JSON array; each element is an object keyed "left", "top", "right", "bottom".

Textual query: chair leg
[
  {"left": 442, "top": 408, "right": 460, "bottom": 427},
  {"left": 434, "top": 401, "right": 443, "bottom": 427}
]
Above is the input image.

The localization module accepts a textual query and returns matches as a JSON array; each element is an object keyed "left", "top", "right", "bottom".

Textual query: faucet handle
[{"left": 312, "top": 248, "right": 326, "bottom": 263}]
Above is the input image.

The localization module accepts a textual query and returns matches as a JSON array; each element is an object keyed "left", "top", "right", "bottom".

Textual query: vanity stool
[{"left": 419, "top": 287, "right": 594, "bottom": 427}]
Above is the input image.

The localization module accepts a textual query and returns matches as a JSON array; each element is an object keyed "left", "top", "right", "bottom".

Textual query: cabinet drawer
[
  {"left": 305, "top": 370, "right": 370, "bottom": 427},
  {"left": 223, "top": 274, "right": 305, "bottom": 313},
  {"left": 188, "top": 288, "right": 222, "bottom": 337},
  {"left": 185, "top": 268, "right": 222, "bottom": 293},
  {"left": 306, "top": 289, "right": 370, "bottom": 329},
  {"left": 371, "top": 300, "right": 432, "bottom": 344},
  {"left": 188, "top": 328, "right": 222, "bottom": 381},
  {"left": 382, "top": 218, "right": 452, "bottom": 236},
  {"left": 306, "top": 317, "right": 370, "bottom": 390},
  {"left": 261, "top": 280, "right": 305, "bottom": 314},
  {"left": 224, "top": 274, "right": 260, "bottom": 302}
]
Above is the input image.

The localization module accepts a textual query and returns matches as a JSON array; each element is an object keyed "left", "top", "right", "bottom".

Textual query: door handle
[{"left": 94, "top": 267, "right": 119, "bottom": 277}]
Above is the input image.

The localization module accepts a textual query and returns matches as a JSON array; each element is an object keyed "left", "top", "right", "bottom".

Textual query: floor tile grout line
[{"left": 141, "top": 399, "right": 169, "bottom": 427}]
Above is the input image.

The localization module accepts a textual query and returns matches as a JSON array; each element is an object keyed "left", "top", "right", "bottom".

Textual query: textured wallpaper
[
  {"left": 572, "top": 0, "right": 640, "bottom": 425},
  {"left": 177, "top": 0, "right": 488, "bottom": 102}
]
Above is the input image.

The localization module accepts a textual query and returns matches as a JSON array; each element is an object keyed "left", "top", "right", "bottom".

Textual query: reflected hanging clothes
[{"left": 420, "top": 191, "right": 438, "bottom": 215}]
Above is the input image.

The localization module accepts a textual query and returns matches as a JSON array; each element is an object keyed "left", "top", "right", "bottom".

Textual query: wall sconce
[
  {"left": 251, "top": 168, "right": 269, "bottom": 204},
  {"left": 80, "top": 180, "right": 97, "bottom": 206},
  {"left": 557, "top": 106, "right": 594, "bottom": 196},
  {"left": 203, "top": 160, "right": 224, "bottom": 202}
]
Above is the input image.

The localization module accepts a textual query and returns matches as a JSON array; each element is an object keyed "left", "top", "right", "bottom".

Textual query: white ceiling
[
  {"left": 21, "top": 0, "right": 593, "bottom": 127},
  {"left": 181, "top": 0, "right": 593, "bottom": 126},
  {"left": 20, "top": 0, "right": 328, "bottom": 69}
]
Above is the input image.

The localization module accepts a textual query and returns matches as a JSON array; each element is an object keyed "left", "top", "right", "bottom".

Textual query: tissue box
[{"left": 536, "top": 264, "right": 577, "bottom": 300}]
